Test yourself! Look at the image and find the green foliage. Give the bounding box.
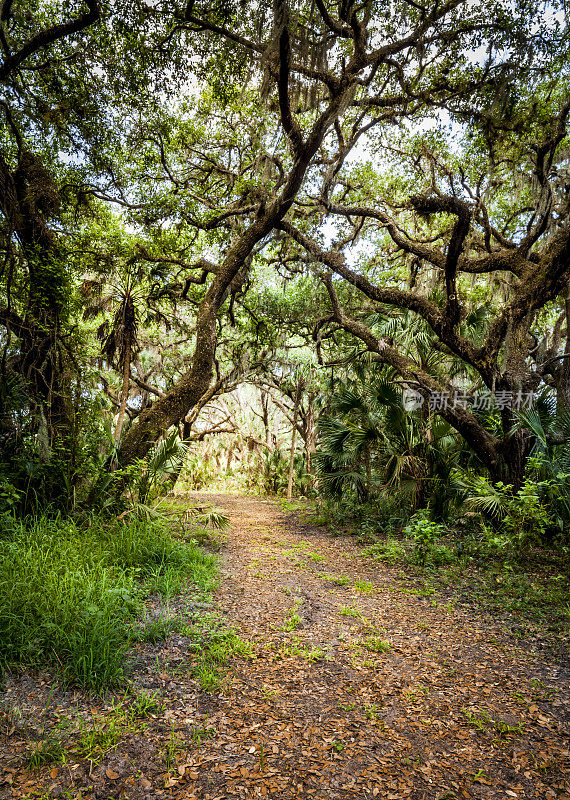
[361,636,391,653]
[136,430,189,506]
[463,708,524,737]
[0,375,86,514]
[315,493,412,538]
[0,515,215,687]
[315,365,467,517]
[191,507,231,531]
[24,690,165,770]
[1,0,569,580]
[514,399,570,532]
[404,514,447,567]
[177,453,218,491]
[361,537,408,565]
[283,599,303,631]
[339,605,362,618]
[187,615,252,692]
[461,476,555,552]
[128,690,162,718]
[502,482,554,546]
[261,449,308,496]
[25,736,67,769]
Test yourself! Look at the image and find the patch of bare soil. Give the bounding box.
[1,493,569,800]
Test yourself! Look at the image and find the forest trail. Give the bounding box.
[182,493,570,799]
[2,493,570,800]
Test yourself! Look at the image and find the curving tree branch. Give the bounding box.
[0,0,99,80]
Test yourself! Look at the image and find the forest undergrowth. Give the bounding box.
[1,493,569,800]
[0,512,219,689]
[280,496,570,651]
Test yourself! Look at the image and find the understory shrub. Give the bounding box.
[404,513,448,566]
[315,492,412,535]
[461,476,556,552]
[0,515,215,688]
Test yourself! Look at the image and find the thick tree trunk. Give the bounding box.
[0,151,73,452]
[117,67,360,467]
[118,216,284,466]
[287,378,303,500]
[556,294,570,409]
[494,426,534,489]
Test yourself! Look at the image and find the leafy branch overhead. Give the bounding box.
[1,0,570,499]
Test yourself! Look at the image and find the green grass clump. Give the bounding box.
[134,617,184,643]
[283,599,303,631]
[339,604,361,618]
[361,537,408,564]
[323,573,351,586]
[0,515,216,688]
[25,736,66,769]
[354,580,375,593]
[24,691,164,769]
[361,635,391,653]
[186,615,252,692]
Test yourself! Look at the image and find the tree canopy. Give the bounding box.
[1,0,570,506]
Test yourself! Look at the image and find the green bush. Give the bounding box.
[404,513,447,566]
[0,515,215,688]
[315,492,411,534]
[261,449,307,496]
[462,476,555,552]
[177,452,217,491]
[361,537,408,564]
[429,544,456,566]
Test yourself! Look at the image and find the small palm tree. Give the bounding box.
[100,289,139,443]
[316,365,467,515]
[315,374,389,502]
[82,270,142,443]
[513,392,570,529]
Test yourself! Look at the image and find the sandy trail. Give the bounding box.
[1,492,569,800]
[184,492,570,800]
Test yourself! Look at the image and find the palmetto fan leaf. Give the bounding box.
[461,304,493,346]
[137,430,189,505]
[384,451,426,486]
[147,429,189,479]
[318,417,352,455]
[515,392,569,460]
[516,407,549,451]
[319,467,367,498]
[369,379,401,410]
[451,472,507,518]
[330,388,369,417]
[463,489,505,518]
[83,298,109,321]
[316,361,469,514]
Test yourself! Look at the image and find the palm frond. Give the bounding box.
[147,429,188,479]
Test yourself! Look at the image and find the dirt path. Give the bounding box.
[1,493,569,800]
[185,493,570,800]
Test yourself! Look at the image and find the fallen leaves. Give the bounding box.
[2,495,570,800]
[105,767,119,780]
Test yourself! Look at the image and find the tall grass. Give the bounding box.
[0,515,216,688]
